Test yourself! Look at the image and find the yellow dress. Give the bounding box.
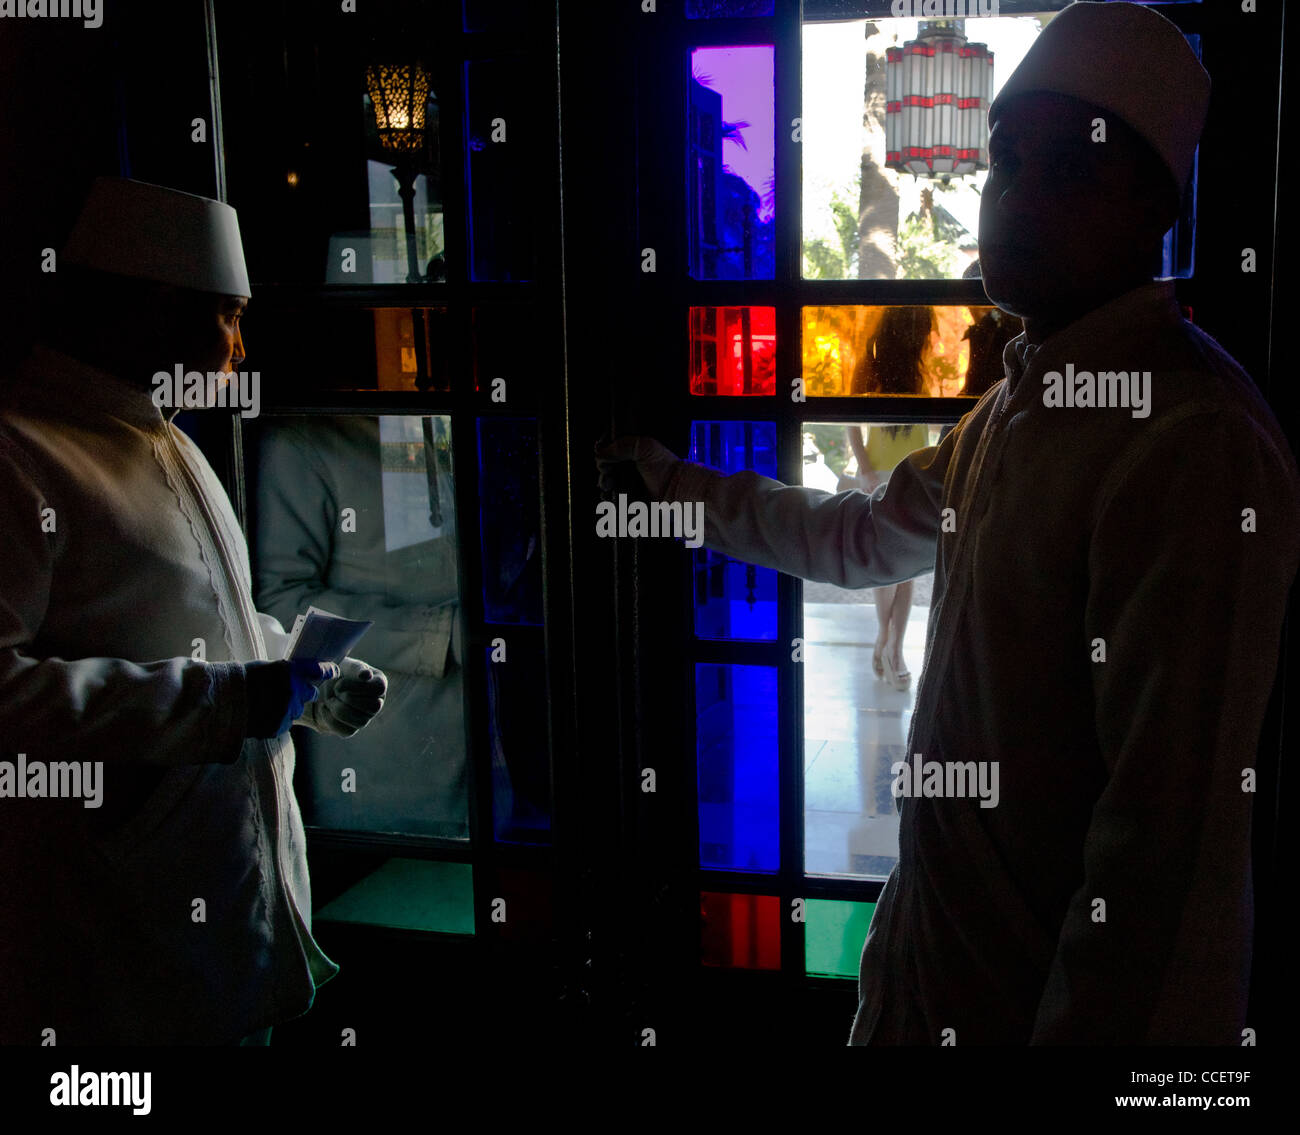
[863,422,930,476]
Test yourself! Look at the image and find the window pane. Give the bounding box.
[322,158,444,285]
[248,415,469,841]
[689,45,775,280]
[801,11,1198,279]
[801,420,949,879]
[689,421,778,641]
[697,663,779,872]
[700,892,781,969]
[802,303,1020,398]
[462,0,532,32]
[218,9,447,288]
[804,897,875,980]
[473,306,541,396]
[315,859,475,934]
[240,305,452,395]
[1162,34,1201,280]
[465,58,538,281]
[477,417,544,625]
[687,0,774,16]
[486,636,552,844]
[356,64,444,284]
[690,306,777,395]
[490,868,554,944]
[801,13,1015,280]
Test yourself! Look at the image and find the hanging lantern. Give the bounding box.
[885,21,993,181]
[365,61,433,153]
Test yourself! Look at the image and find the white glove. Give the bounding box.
[295,656,388,737]
[593,435,681,498]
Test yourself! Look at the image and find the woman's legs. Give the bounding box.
[887,581,913,679]
[875,580,913,689]
[872,584,896,677]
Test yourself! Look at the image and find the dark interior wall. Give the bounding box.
[0,0,216,378]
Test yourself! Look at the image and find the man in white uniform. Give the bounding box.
[0,177,388,1044]
[597,2,1300,1043]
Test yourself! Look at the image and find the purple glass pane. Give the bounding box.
[688,45,775,280]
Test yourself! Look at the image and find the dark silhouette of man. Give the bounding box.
[596,2,1300,1043]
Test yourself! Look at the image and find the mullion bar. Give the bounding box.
[679,19,779,47]
[657,279,993,304]
[692,641,787,667]
[438,21,471,293]
[803,0,1205,20]
[247,284,536,306]
[254,397,554,415]
[700,866,885,900]
[677,395,978,419]
[774,0,805,987]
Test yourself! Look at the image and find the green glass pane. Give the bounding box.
[314,858,475,934]
[804,897,876,979]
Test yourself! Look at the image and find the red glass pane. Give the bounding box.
[490,868,554,944]
[699,891,780,969]
[690,306,776,396]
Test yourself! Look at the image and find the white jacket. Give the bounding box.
[0,344,338,1045]
[661,281,1300,1043]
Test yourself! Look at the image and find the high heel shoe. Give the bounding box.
[872,637,885,678]
[881,652,911,692]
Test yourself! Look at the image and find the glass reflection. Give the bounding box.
[802,303,1022,397]
[249,414,468,841]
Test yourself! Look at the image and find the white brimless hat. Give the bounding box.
[61,176,251,297]
[988,1,1210,196]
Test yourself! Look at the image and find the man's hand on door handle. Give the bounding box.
[593,435,681,498]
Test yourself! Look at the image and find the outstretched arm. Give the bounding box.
[658,425,957,589]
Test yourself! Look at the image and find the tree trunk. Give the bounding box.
[857,22,899,281]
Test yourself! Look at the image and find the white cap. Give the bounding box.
[61,176,251,297]
[988,1,1210,196]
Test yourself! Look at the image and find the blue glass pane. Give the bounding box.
[687,0,774,15]
[697,663,779,872]
[463,0,532,32]
[690,421,778,640]
[465,60,536,281]
[477,417,543,624]
[690,420,777,475]
[486,639,551,844]
[1162,34,1200,280]
[688,45,775,280]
